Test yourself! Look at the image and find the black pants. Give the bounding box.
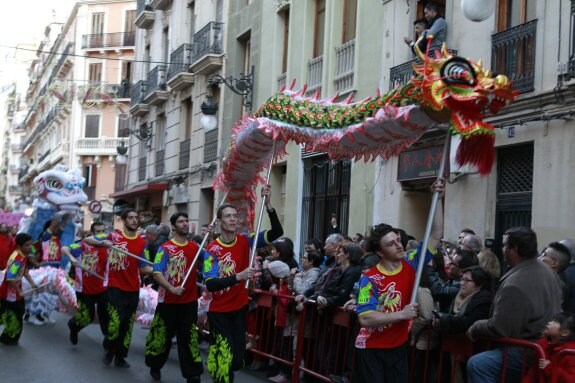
[207,306,248,383]
[69,291,109,340]
[105,288,139,359]
[0,299,25,344]
[353,344,409,383]
[145,302,203,379]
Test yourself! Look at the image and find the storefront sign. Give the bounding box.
[397,144,445,182]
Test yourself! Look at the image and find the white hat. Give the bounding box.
[268,261,290,279]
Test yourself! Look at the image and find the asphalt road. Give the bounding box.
[0,312,269,383]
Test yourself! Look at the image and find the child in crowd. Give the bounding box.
[524,312,575,383]
[0,233,38,345]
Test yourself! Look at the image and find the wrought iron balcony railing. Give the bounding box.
[85,82,131,100]
[167,44,193,80]
[389,49,458,90]
[203,129,218,163]
[137,0,153,16]
[145,65,166,97]
[491,19,537,94]
[81,32,136,49]
[191,22,224,64]
[131,80,146,105]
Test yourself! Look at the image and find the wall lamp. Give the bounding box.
[200,65,255,130]
[116,123,153,165]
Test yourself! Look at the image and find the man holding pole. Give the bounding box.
[206,184,283,383]
[145,212,250,382]
[62,221,108,347]
[85,208,153,368]
[0,233,37,345]
[353,179,445,383]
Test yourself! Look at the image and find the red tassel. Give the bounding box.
[456,133,495,175]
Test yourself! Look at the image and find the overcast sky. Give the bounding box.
[0,0,76,91]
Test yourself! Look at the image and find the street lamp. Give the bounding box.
[115,123,153,163]
[200,66,255,129]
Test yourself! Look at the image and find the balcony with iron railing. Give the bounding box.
[334,39,355,93]
[75,137,129,156]
[389,49,458,90]
[491,19,537,94]
[190,22,224,74]
[37,148,52,170]
[84,82,131,100]
[143,65,168,105]
[130,80,149,116]
[49,42,74,81]
[167,44,194,91]
[150,0,172,11]
[23,104,60,149]
[179,140,190,170]
[81,32,136,50]
[139,156,147,181]
[203,129,218,163]
[135,0,155,29]
[306,56,323,97]
[155,149,165,176]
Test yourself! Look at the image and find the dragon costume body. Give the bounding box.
[214,46,518,229]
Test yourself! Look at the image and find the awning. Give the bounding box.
[110,182,169,198]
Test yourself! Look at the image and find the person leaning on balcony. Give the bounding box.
[423,2,447,57]
[466,227,563,383]
[404,18,429,56]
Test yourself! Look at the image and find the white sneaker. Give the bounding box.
[28,315,45,326]
[42,313,56,324]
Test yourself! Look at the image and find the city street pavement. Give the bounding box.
[0,312,269,383]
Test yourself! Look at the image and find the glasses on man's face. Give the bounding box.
[302,256,308,260]
[460,277,474,284]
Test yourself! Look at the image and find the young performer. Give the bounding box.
[145,212,240,382]
[206,185,283,383]
[85,208,152,368]
[0,233,37,345]
[62,221,108,346]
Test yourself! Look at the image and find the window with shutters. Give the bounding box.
[91,13,104,34]
[85,115,100,138]
[342,0,357,43]
[118,117,130,137]
[84,164,97,201]
[313,0,326,58]
[88,63,102,83]
[124,10,136,32]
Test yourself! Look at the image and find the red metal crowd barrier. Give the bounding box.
[243,289,575,383]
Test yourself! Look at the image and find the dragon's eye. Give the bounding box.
[440,57,477,86]
[46,178,63,190]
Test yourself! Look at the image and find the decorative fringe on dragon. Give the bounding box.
[214,45,518,229]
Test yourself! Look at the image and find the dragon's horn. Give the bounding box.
[344,92,354,104]
[329,92,340,103]
[279,84,286,92]
[376,88,381,97]
[314,89,321,100]
[358,96,371,104]
[413,37,426,61]
[300,84,308,97]
[441,43,450,58]
[289,79,296,90]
